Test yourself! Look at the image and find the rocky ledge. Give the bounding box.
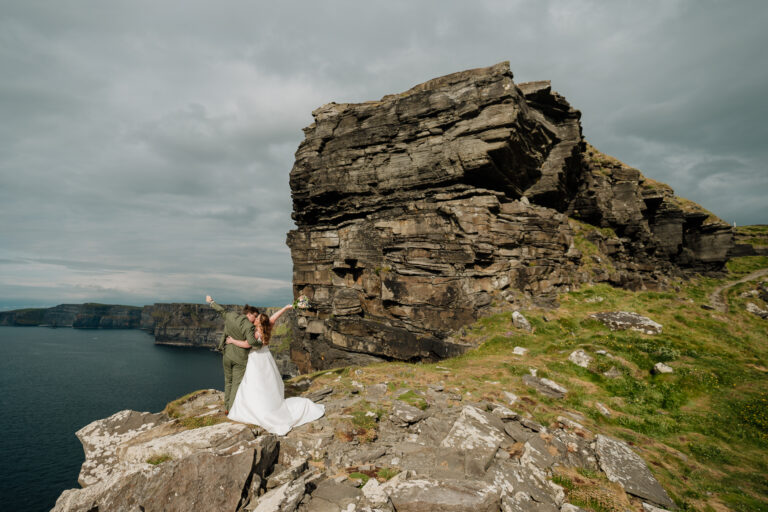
[287,61,733,372]
[53,386,676,512]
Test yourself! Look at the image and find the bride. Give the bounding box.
[224,309,324,435]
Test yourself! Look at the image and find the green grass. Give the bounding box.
[304,251,768,510]
[146,454,172,465]
[348,471,370,484]
[397,390,428,410]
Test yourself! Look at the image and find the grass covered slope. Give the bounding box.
[299,250,768,511]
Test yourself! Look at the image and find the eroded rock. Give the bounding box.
[287,62,730,372]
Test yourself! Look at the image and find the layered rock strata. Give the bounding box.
[287,61,733,372]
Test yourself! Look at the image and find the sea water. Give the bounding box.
[0,326,223,511]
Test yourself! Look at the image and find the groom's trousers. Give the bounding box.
[222,353,247,411]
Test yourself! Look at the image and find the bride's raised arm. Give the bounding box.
[269,304,293,327]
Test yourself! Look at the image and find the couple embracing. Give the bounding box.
[205,295,324,435]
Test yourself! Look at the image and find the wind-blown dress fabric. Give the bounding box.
[227,346,324,435]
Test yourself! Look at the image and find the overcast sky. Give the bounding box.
[1,0,766,310]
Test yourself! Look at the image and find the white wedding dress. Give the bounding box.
[227,346,324,435]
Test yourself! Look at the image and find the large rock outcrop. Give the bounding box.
[53,385,676,512]
[287,61,733,372]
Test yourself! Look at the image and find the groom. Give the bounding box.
[205,295,263,413]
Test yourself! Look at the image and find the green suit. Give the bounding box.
[209,301,261,410]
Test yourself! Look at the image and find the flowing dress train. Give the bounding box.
[227,346,324,435]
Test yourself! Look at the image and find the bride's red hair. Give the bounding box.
[256,313,272,344]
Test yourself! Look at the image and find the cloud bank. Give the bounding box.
[1,0,765,309]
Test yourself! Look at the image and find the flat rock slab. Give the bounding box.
[388,478,500,512]
[119,421,255,464]
[568,349,593,368]
[523,374,568,398]
[595,434,675,509]
[436,405,507,478]
[391,400,429,426]
[591,311,662,335]
[308,478,362,510]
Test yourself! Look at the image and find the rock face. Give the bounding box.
[53,390,280,512]
[287,61,731,372]
[54,385,675,512]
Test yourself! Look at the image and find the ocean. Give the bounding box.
[0,326,224,511]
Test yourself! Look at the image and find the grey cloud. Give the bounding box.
[1,0,766,308]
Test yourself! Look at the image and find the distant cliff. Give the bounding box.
[0,302,299,379]
[0,303,141,328]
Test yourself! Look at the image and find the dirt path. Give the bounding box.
[708,268,768,313]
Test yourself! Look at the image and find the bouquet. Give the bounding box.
[293,295,311,310]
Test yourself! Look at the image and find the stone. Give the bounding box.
[491,404,519,420]
[390,400,429,426]
[308,478,362,510]
[523,374,568,398]
[602,366,623,379]
[642,502,672,512]
[652,362,674,374]
[568,349,593,369]
[503,390,520,405]
[387,478,500,512]
[512,311,533,332]
[591,311,663,335]
[746,302,768,319]
[512,346,529,356]
[305,387,334,402]
[252,477,307,512]
[561,504,589,512]
[435,406,507,478]
[286,61,731,372]
[595,434,675,509]
[595,402,612,418]
[75,409,170,487]
[266,459,309,490]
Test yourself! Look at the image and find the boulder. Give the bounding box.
[523,374,568,398]
[568,349,593,369]
[390,400,429,426]
[512,311,533,332]
[652,362,674,374]
[435,406,507,478]
[746,302,768,319]
[591,311,663,335]
[594,434,675,509]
